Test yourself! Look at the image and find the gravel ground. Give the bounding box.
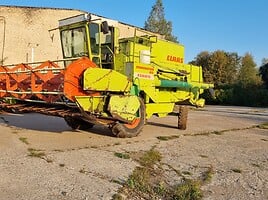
[0,105,267,200]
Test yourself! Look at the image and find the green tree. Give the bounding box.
[144,0,178,42]
[238,53,261,86]
[259,58,268,88]
[190,50,240,86]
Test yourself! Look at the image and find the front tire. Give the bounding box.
[64,116,94,130]
[111,98,145,138]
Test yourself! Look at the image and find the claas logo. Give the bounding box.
[167,55,183,63]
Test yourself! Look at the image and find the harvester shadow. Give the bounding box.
[81,125,113,137]
[0,113,113,137]
[147,121,177,129]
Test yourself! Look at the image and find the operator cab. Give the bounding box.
[59,13,117,69]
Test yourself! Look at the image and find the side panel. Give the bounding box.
[151,39,185,66]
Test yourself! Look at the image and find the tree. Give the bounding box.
[259,58,268,88]
[190,50,240,86]
[144,0,178,42]
[238,53,261,86]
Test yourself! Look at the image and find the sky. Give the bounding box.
[1,0,268,66]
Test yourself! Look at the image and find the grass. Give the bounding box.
[257,122,268,129]
[53,149,64,152]
[251,163,261,168]
[111,194,124,200]
[200,165,214,183]
[138,149,162,167]
[112,148,204,200]
[231,168,242,173]
[45,158,53,163]
[199,154,209,158]
[19,137,29,145]
[114,152,130,159]
[189,126,257,137]
[27,148,46,158]
[182,171,192,176]
[172,179,203,200]
[79,168,86,173]
[156,135,180,141]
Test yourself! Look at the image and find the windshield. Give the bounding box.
[61,27,88,58]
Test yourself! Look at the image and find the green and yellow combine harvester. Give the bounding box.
[0,13,213,137]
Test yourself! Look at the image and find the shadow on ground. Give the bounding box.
[0,113,113,137]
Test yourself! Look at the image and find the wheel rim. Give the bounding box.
[124,118,141,129]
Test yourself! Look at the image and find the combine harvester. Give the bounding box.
[0,13,213,137]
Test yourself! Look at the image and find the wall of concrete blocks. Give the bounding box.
[0,6,162,66]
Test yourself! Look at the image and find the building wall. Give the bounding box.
[0,6,84,65]
[0,6,163,65]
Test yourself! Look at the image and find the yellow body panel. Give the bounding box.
[83,68,131,92]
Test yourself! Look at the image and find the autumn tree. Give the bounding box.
[238,53,261,86]
[190,50,240,86]
[191,51,268,106]
[144,0,178,42]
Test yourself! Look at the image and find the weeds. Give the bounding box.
[19,137,29,145]
[172,179,203,200]
[157,135,180,141]
[111,193,124,200]
[257,122,268,129]
[138,149,161,167]
[27,148,45,158]
[114,152,130,159]
[231,168,242,173]
[251,163,261,168]
[200,165,214,183]
[127,167,151,193]
[112,148,204,200]
[182,171,192,176]
[79,168,86,174]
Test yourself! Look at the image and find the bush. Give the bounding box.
[202,84,268,107]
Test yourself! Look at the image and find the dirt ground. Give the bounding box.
[0,105,267,200]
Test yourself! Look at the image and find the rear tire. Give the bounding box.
[64,116,94,130]
[177,106,188,130]
[111,98,145,138]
